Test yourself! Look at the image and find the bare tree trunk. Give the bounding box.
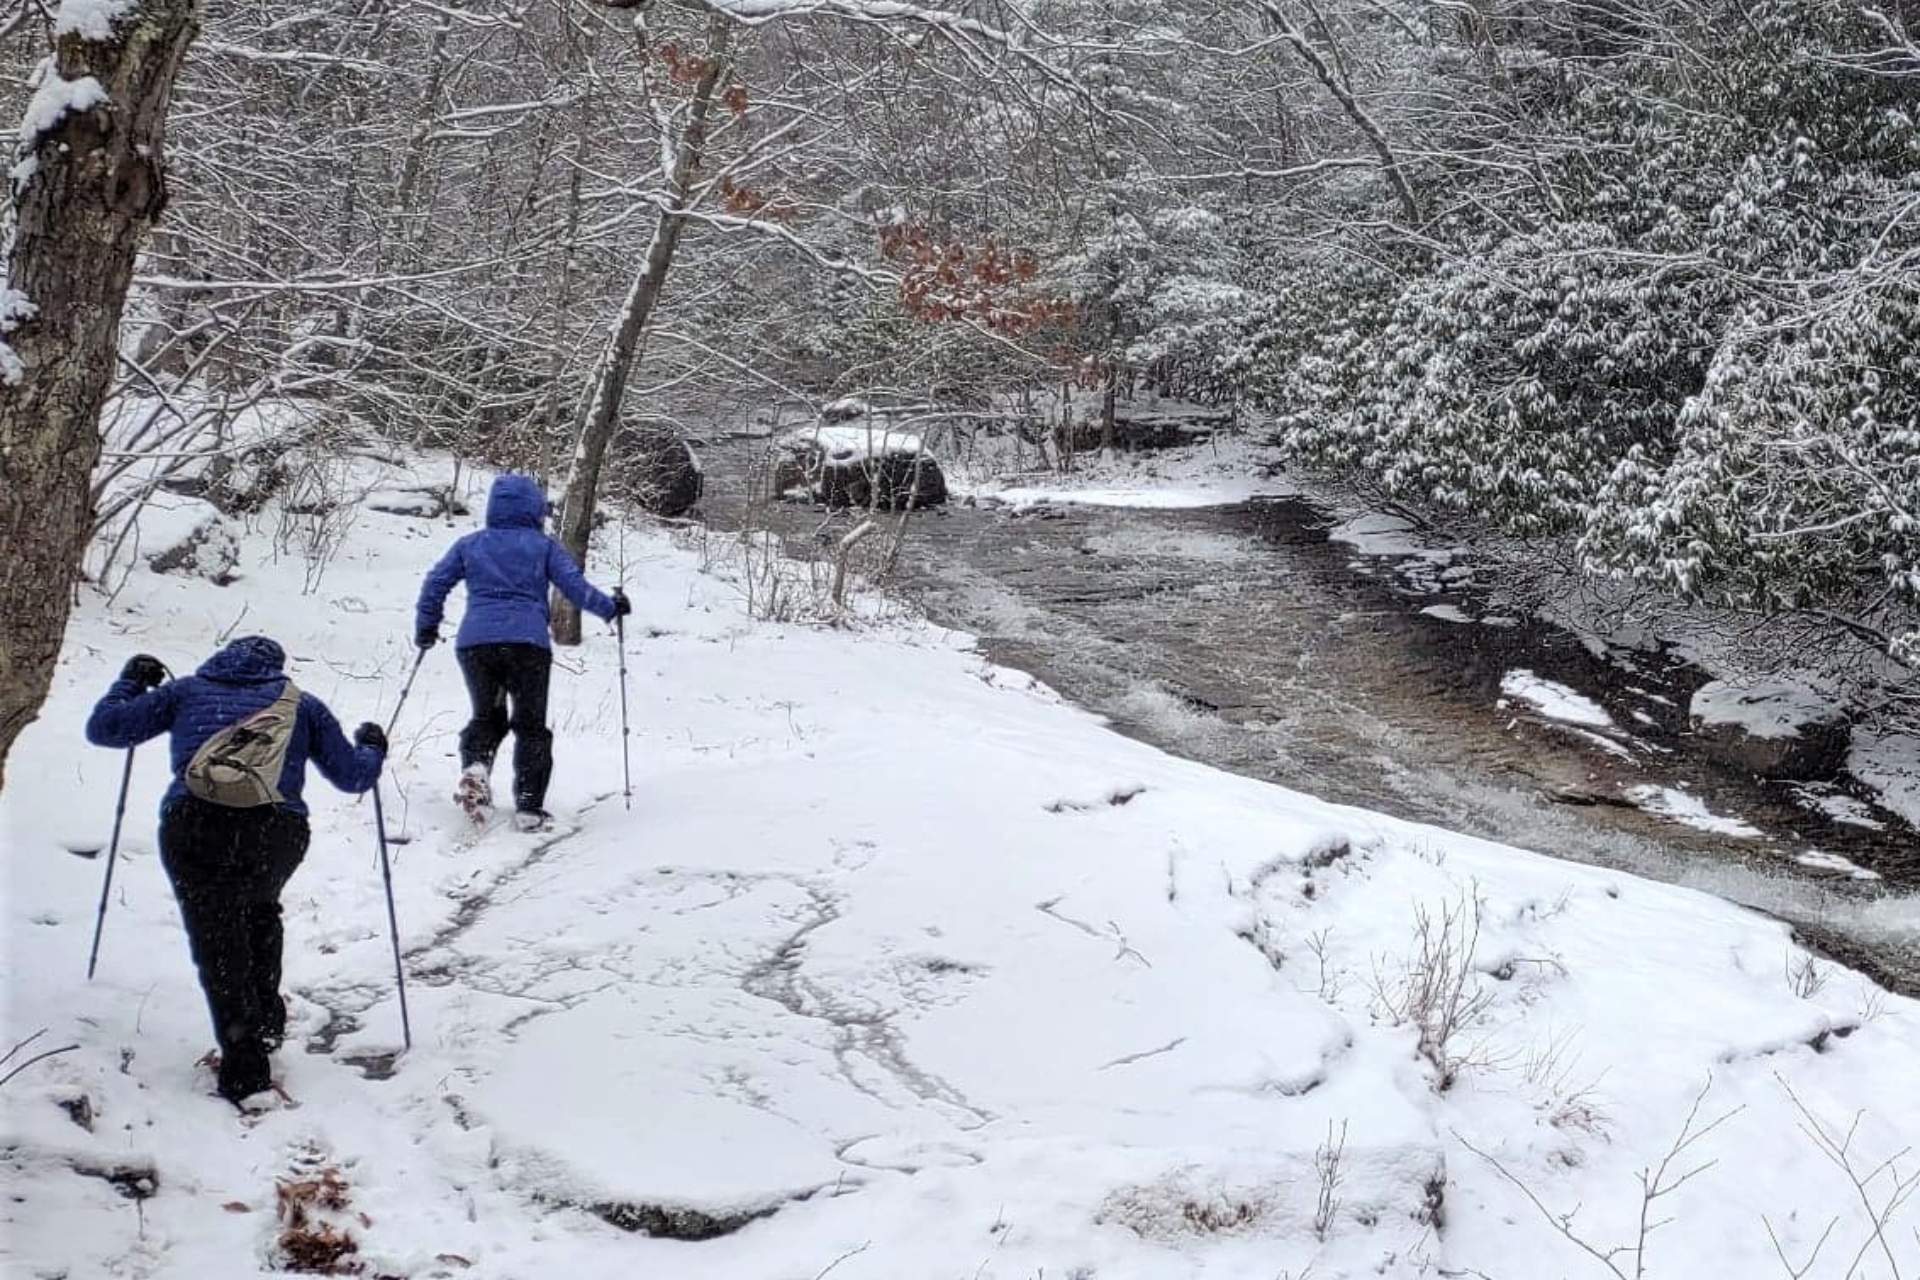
[1101,368,1118,452]
[0,0,201,790]
[550,15,730,644]
[542,104,590,465]
[385,19,449,272]
[1097,0,1121,455]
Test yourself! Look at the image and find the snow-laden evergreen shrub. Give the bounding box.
[1243,0,1920,660]
[1282,214,1728,533]
[1581,286,1920,657]
[1120,207,1246,396]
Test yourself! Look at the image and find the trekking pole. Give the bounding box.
[384,646,429,738]
[359,647,428,812]
[85,747,137,981]
[614,517,632,812]
[371,783,413,1051]
[615,612,632,811]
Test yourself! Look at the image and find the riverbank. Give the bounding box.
[946,426,1920,848]
[705,424,1920,994]
[7,450,1920,1277]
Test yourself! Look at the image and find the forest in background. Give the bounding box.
[5,0,1920,685]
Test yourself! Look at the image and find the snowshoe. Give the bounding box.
[454,764,493,825]
[511,809,553,834]
[198,1050,293,1113]
[229,1083,298,1115]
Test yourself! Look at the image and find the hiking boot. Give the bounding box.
[215,1046,272,1105]
[454,764,493,823]
[511,809,552,834]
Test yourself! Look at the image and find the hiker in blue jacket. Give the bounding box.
[85,635,387,1105]
[415,473,629,832]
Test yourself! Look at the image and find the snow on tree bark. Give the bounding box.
[0,0,200,789]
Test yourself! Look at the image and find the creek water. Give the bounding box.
[698,437,1920,993]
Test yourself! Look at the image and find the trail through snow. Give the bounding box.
[4,455,1919,1278]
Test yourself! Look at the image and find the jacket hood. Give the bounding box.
[486,475,547,530]
[197,635,287,684]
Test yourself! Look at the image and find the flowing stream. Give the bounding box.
[698,437,1920,993]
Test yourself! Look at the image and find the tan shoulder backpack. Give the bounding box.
[183,680,302,807]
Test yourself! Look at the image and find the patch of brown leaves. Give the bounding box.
[275,1165,363,1275]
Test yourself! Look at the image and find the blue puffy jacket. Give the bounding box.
[415,474,617,651]
[85,636,384,818]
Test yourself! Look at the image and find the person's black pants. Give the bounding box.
[456,642,554,811]
[158,795,309,1101]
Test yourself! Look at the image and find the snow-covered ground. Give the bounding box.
[6,455,1920,1278]
[955,428,1297,511]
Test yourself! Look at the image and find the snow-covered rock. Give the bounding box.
[1689,679,1851,779]
[773,424,947,510]
[611,424,703,518]
[1624,784,1764,839]
[1849,723,1920,828]
[1499,669,1613,729]
[365,484,467,519]
[141,498,239,584]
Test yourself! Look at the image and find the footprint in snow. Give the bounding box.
[1045,785,1147,814]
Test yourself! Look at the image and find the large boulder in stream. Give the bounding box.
[610,424,704,518]
[773,424,947,510]
[1689,679,1852,780]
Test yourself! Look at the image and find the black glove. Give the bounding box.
[611,588,633,619]
[121,654,167,690]
[354,722,389,754]
[416,627,438,650]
